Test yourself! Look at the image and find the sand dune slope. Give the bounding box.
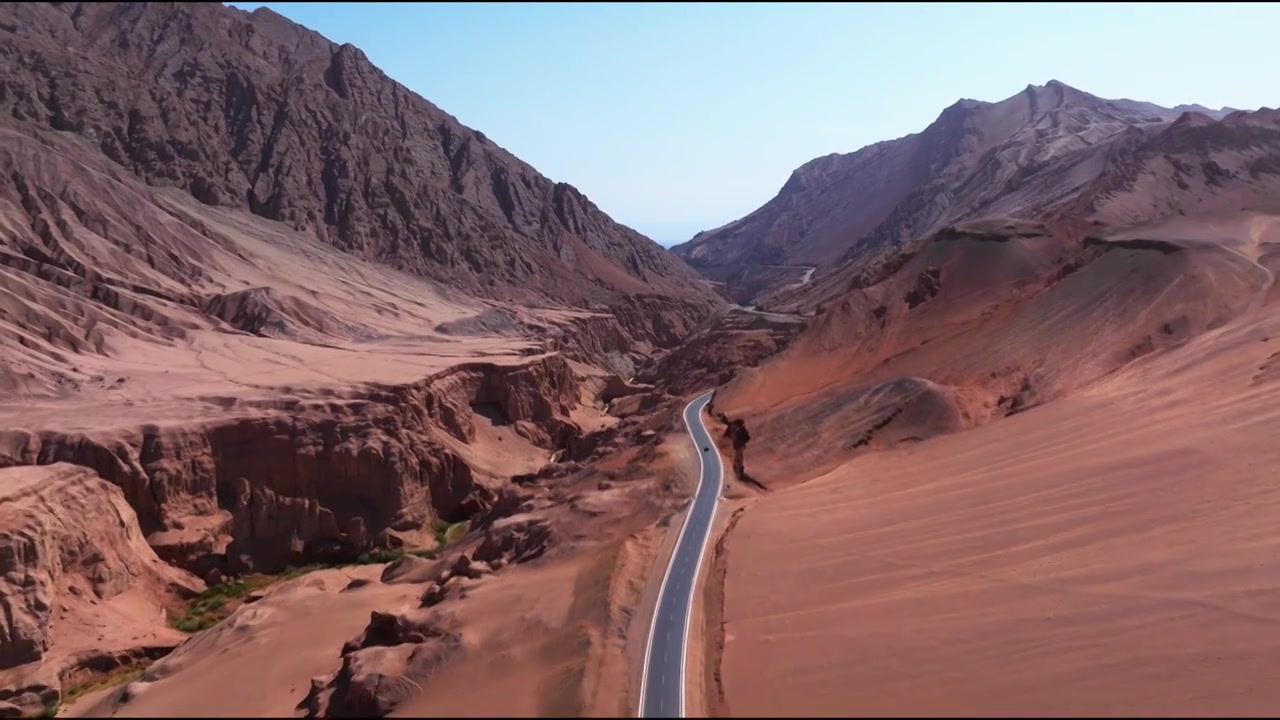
[716,302,1280,716]
[715,216,1272,490]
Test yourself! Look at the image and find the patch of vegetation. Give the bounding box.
[35,657,150,718]
[59,661,152,709]
[431,519,470,548]
[353,547,438,565]
[168,567,318,634]
[169,548,443,635]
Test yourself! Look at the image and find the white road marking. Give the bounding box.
[638,391,723,718]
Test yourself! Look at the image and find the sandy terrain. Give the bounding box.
[72,566,414,718]
[712,218,1280,714]
[0,75,709,720]
[70,555,611,718]
[0,5,724,719]
[8,5,1274,719]
[37,416,700,719]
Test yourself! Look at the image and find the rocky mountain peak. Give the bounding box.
[673,78,1277,305]
[0,1,721,346]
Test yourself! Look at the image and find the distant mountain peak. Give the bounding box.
[1021,79,1104,107]
[1171,110,1218,128]
[673,78,1277,306]
[947,97,988,112]
[1024,79,1081,93]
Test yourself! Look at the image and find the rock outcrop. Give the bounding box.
[413,517,552,610]
[472,517,553,567]
[2,355,586,576]
[636,307,806,396]
[379,555,444,587]
[301,610,461,718]
[0,464,199,714]
[715,415,762,490]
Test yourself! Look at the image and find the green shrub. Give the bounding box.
[443,521,470,547]
[431,519,470,548]
[169,551,438,636]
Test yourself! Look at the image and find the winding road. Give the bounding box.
[638,390,724,718]
[765,264,817,288]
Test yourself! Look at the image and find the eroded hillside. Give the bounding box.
[0,3,728,717]
[0,2,721,345]
[674,81,1280,307]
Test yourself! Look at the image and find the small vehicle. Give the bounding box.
[703,446,710,452]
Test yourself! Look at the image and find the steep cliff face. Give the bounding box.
[635,308,806,397]
[0,2,720,342]
[1,355,585,577]
[0,463,199,712]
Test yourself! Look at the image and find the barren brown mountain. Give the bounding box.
[712,212,1278,489]
[692,93,1280,715]
[0,1,721,345]
[5,2,1280,718]
[672,80,1278,306]
[705,210,1280,713]
[0,2,721,717]
[691,89,1280,499]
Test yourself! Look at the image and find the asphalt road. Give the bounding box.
[638,390,724,718]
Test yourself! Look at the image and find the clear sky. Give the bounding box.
[227,2,1276,246]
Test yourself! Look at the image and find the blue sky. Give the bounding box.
[228,2,1276,246]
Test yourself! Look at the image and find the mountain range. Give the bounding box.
[1,1,721,349]
[3,2,1279,719]
[672,79,1279,306]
